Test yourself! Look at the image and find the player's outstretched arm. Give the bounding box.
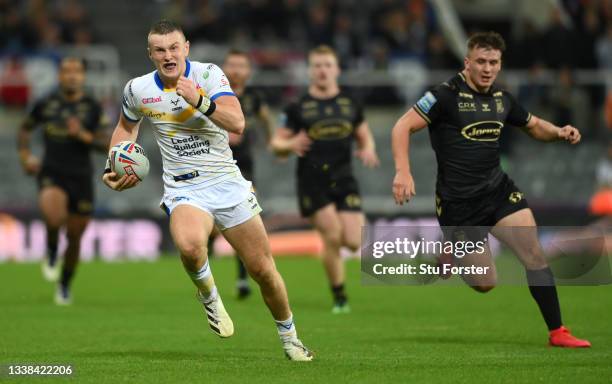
[258,104,275,147]
[521,115,581,144]
[354,121,380,168]
[102,113,141,191]
[270,127,311,158]
[16,120,40,175]
[391,108,427,205]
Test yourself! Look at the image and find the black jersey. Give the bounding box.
[230,88,266,174]
[413,73,531,201]
[24,90,104,176]
[283,90,364,178]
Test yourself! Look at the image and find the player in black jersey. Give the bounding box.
[17,57,108,305]
[272,45,379,313]
[223,49,274,299]
[391,32,590,347]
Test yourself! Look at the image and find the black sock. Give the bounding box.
[60,267,74,289]
[47,228,59,266]
[237,258,248,281]
[526,267,562,331]
[331,284,347,305]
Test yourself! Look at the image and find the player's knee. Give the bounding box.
[343,236,360,252]
[248,259,276,284]
[45,215,64,229]
[322,229,342,249]
[178,242,206,263]
[66,229,84,243]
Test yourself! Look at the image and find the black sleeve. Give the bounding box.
[412,86,449,125]
[282,102,301,133]
[23,99,45,130]
[86,100,103,133]
[505,92,532,127]
[254,90,266,114]
[354,98,365,126]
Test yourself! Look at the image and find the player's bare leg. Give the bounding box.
[39,186,68,282]
[170,205,234,338]
[223,215,313,361]
[338,211,364,252]
[455,244,497,293]
[493,208,590,347]
[55,214,90,305]
[311,204,348,312]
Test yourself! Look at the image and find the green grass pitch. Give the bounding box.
[1,256,611,383]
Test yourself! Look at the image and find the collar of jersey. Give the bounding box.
[457,71,496,96]
[154,60,191,92]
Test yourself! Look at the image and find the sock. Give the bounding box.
[526,267,563,331]
[331,284,347,305]
[188,260,218,302]
[60,267,74,289]
[237,257,248,281]
[275,314,297,342]
[47,228,59,266]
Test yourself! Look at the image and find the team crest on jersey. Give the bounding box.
[509,192,523,203]
[416,91,437,113]
[495,99,504,113]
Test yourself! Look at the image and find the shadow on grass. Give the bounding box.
[371,334,537,348]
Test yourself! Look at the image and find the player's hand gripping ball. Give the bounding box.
[109,141,150,181]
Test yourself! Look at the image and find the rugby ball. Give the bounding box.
[109,141,150,181]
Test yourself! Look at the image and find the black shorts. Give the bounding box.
[38,171,94,215]
[436,175,528,227]
[297,174,362,217]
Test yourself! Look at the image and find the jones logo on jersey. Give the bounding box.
[461,121,503,142]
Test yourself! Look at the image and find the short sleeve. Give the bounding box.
[200,64,235,101]
[280,103,301,133]
[413,88,445,125]
[505,92,532,127]
[121,80,142,122]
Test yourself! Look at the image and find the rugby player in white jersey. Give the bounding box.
[102,20,312,361]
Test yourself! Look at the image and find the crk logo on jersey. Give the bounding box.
[171,98,180,106]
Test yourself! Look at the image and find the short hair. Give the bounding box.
[148,20,184,38]
[60,56,86,71]
[308,45,339,62]
[224,48,251,63]
[467,31,506,54]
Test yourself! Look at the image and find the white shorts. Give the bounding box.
[160,176,262,230]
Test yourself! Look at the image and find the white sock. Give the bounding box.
[188,260,218,302]
[275,314,297,342]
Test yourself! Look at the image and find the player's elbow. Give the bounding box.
[232,115,245,135]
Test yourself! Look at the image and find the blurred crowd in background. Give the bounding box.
[1,0,612,216]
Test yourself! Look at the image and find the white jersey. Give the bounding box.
[122,60,242,192]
